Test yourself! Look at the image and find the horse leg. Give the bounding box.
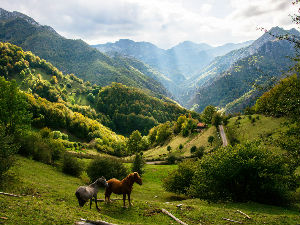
[105,192,111,203]
[90,198,92,209]
[94,195,100,211]
[128,193,132,207]
[123,193,126,208]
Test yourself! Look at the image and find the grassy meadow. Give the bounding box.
[142,126,222,161]
[0,156,299,225]
[226,114,289,151]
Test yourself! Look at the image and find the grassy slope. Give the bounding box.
[0,156,299,225]
[143,126,222,160]
[225,114,288,151]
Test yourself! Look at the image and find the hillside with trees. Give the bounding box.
[0,8,169,97]
[185,27,298,112]
[0,42,194,139]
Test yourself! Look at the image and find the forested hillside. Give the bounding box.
[0,42,192,137]
[96,83,191,135]
[185,27,298,112]
[0,8,169,97]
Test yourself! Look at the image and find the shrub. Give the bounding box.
[208,136,214,146]
[179,144,183,149]
[167,154,177,165]
[188,142,298,205]
[131,153,145,176]
[87,157,128,181]
[52,131,62,139]
[167,146,172,152]
[163,160,197,194]
[0,127,18,178]
[193,146,205,158]
[62,154,83,177]
[18,131,64,164]
[190,146,197,153]
[39,127,52,138]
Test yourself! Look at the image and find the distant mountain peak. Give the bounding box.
[0,8,39,26]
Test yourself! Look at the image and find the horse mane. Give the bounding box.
[121,173,135,184]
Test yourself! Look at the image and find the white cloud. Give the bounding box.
[0,0,297,48]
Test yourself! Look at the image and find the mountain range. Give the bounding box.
[95,27,298,112]
[93,39,253,81]
[0,8,170,98]
[0,8,298,114]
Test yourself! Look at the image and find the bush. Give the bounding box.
[0,127,18,178]
[167,154,177,164]
[193,146,205,158]
[163,160,197,194]
[132,153,145,176]
[87,157,128,181]
[52,131,62,139]
[179,144,183,149]
[190,146,197,153]
[167,146,172,152]
[188,142,298,205]
[62,154,83,177]
[18,131,64,164]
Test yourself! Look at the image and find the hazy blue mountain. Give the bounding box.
[207,40,254,57]
[94,39,187,83]
[93,39,252,81]
[0,8,170,97]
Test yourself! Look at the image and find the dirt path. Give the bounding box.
[145,161,166,165]
[219,125,228,146]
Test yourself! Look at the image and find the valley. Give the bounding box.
[0,4,300,225]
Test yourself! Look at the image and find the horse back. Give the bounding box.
[106,178,131,195]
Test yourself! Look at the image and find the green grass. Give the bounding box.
[0,156,299,224]
[226,115,289,151]
[143,126,222,160]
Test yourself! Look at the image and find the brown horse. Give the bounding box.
[105,172,142,207]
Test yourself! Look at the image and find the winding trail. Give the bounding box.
[219,125,228,147]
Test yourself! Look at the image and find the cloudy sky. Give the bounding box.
[1,0,298,49]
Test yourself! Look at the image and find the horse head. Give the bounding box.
[133,172,142,185]
[96,176,108,188]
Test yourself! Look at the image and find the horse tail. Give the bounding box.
[75,191,86,207]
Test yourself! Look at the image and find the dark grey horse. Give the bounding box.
[75,176,108,211]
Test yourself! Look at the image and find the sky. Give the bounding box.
[1,0,298,49]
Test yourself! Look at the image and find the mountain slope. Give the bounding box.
[0,42,192,137]
[94,39,252,82]
[187,32,297,112]
[0,8,169,97]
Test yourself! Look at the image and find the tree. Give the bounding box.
[208,136,214,146]
[0,126,18,178]
[211,112,222,128]
[127,130,142,153]
[132,152,145,176]
[0,77,31,135]
[0,78,30,178]
[202,105,217,124]
[167,145,172,152]
[188,142,298,205]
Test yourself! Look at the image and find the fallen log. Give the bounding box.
[0,192,21,197]
[236,210,251,219]
[162,208,188,225]
[75,218,118,225]
[222,217,243,224]
[96,198,123,202]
